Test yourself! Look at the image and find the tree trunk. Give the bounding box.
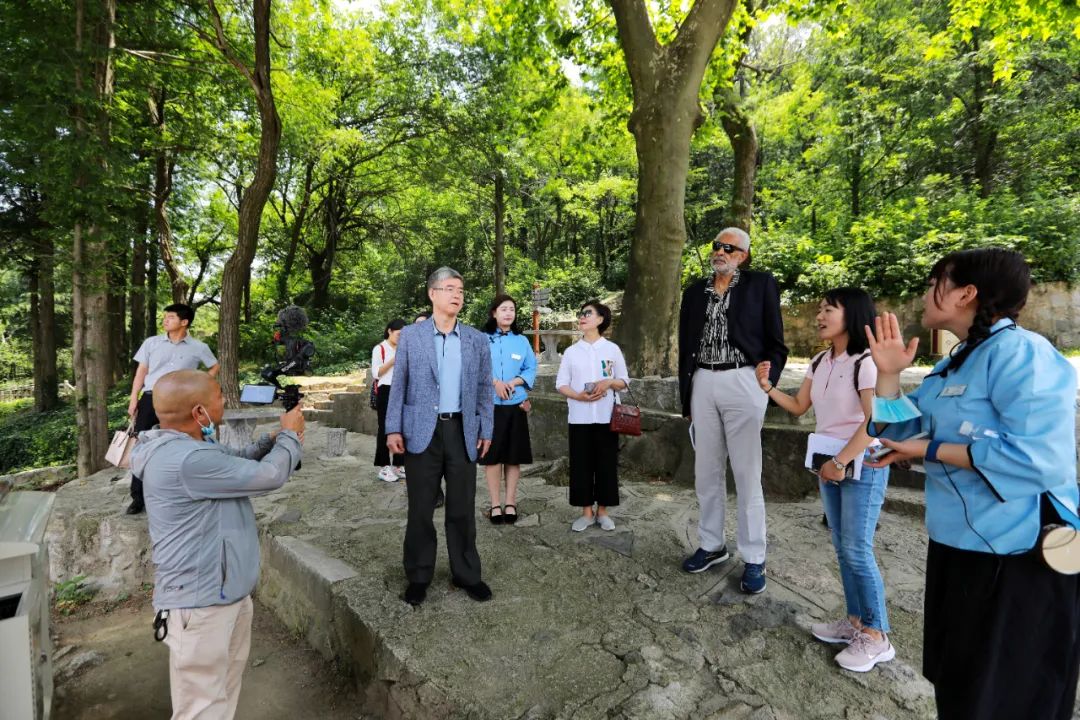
[970,34,996,199]
[150,87,188,304]
[30,233,59,412]
[146,233,158,336]
[107,240,128,383]
[214,0,281,407]
[72,0,116,477]
[718,89,757,232]
[276,159,314,305]
[310,189,339,310]
[849,143,862,218]
[493,170,506,296]
[129,190,149,353]
[609,0,738,376]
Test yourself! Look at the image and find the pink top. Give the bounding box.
[807,349,878,441]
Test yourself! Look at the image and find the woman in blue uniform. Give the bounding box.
[480,294,537,525]
[865,248,1080,720]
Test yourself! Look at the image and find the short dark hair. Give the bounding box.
[163,303,195,326]
[384,318,406,339]
[414,312,430,323]
[582,300,612,334]
[821,288,877,356]
[929,248,1031,374]
[483,294,521,334]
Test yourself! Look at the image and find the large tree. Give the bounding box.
[608,0,739,376]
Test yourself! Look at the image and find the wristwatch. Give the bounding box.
[829,457,846,473]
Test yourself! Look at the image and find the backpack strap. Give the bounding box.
[852,351,871,395]
[810,350,829,375]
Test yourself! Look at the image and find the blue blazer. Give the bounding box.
[385,318,494,462]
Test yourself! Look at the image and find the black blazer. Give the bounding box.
[677,270,789,416]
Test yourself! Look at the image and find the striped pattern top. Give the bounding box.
[697,270,747,365]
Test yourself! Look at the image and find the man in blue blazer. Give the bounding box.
[386,267,495,606]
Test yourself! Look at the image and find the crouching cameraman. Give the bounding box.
[129,369,304,720]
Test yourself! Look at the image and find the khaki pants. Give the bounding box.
[163,595,253,720]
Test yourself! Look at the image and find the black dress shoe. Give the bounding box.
[403,582,428,606]
[451,578,492,602]
[434,489,445,508]
[502,504,518,525]
[125,502,145,515]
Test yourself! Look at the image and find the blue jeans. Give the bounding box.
[819,455,890,632]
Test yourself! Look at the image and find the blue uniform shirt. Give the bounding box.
[434,322,462,413]
[872,319,1079,554]
[488,331,537,406]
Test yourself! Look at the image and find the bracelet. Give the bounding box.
[764,383,775,393]
[925,440,943,463]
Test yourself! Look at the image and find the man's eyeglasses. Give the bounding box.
[712,241,745,254]
[577,309,596,318]
[432,286,465,297]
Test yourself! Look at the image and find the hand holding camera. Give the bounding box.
[280,406,305,444]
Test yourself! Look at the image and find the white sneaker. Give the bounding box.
[835,631,895,672]
[811,617,858,644]
[394,466,407,479]
[597,514,615,531]
[571,515,596,532]
[377,466,398,483]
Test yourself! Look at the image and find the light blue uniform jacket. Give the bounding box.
[488,331,537,406]
[385,318,494,462]
[873,319,1079,554]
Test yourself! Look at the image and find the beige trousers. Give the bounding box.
[163,595,253,720]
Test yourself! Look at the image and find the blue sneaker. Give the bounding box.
[681,547,730,573]
[740,562,767,594]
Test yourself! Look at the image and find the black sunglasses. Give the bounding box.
[712,241,745,254]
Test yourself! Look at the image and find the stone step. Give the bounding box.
[302,409,332,423]
[313,400,336,410]
[884,485,926,519]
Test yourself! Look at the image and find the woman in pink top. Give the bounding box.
[756,288,894,673]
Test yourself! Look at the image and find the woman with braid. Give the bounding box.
[865,248,1080,720]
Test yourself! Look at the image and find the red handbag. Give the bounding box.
[609,386,641,436]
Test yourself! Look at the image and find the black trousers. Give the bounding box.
[373,385,403,467]
[568,423,619,507]
[924,539,1080,720]
[130,391,159,504]
[403,416,481,585]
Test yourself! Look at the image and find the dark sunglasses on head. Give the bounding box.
[712,241,745,254]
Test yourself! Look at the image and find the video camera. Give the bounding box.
[239,306,315,412]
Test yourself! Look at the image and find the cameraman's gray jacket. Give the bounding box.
[130,428,302,610]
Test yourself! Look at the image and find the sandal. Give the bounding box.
[488,506,504,525]
[503,504,518,525]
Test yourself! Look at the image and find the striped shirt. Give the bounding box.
[697,271,747,365]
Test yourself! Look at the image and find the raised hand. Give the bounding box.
[865,313,919,375]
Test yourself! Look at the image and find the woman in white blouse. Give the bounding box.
[372,319,406,482]
[555,301,630,531]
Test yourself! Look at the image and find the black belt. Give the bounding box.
[437,412,462,420]
[697,361,751,371]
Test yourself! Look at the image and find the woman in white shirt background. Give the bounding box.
[373,318,406,482]
[555,301,630,532]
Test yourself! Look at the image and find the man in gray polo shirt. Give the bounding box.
[127,303,219,514]
[130,369,303,719]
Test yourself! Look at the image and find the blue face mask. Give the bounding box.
[871,394,923,424]
[197,408,217,443]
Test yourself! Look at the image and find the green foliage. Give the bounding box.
[0,391,130,475]
[54,575,96,615]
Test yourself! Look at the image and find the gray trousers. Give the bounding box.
[690,367,769,564]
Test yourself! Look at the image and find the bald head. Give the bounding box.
[153,370,224,434]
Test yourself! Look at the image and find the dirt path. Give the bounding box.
[52,596,368,720]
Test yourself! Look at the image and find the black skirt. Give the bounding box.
[478,403,533,466]
[923,539,1080,720]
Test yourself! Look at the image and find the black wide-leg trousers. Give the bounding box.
[403,416,481,586]
[130,391,159,505]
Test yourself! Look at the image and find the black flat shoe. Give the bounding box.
[434,490,445,509]
[502,504,518,524]
[488,506,504,525]
[451,578,492,602]
[404,582,428,606]
[125,502,145,515]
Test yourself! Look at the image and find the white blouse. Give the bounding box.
[555,337,631,425]
[370,340,396,386]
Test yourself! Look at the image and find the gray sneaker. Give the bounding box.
[834,631,895,672]
[811,618,858,644]
[597,514,615,531]
[571,515,596,532]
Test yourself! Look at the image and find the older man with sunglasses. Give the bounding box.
[677,227,788,593]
